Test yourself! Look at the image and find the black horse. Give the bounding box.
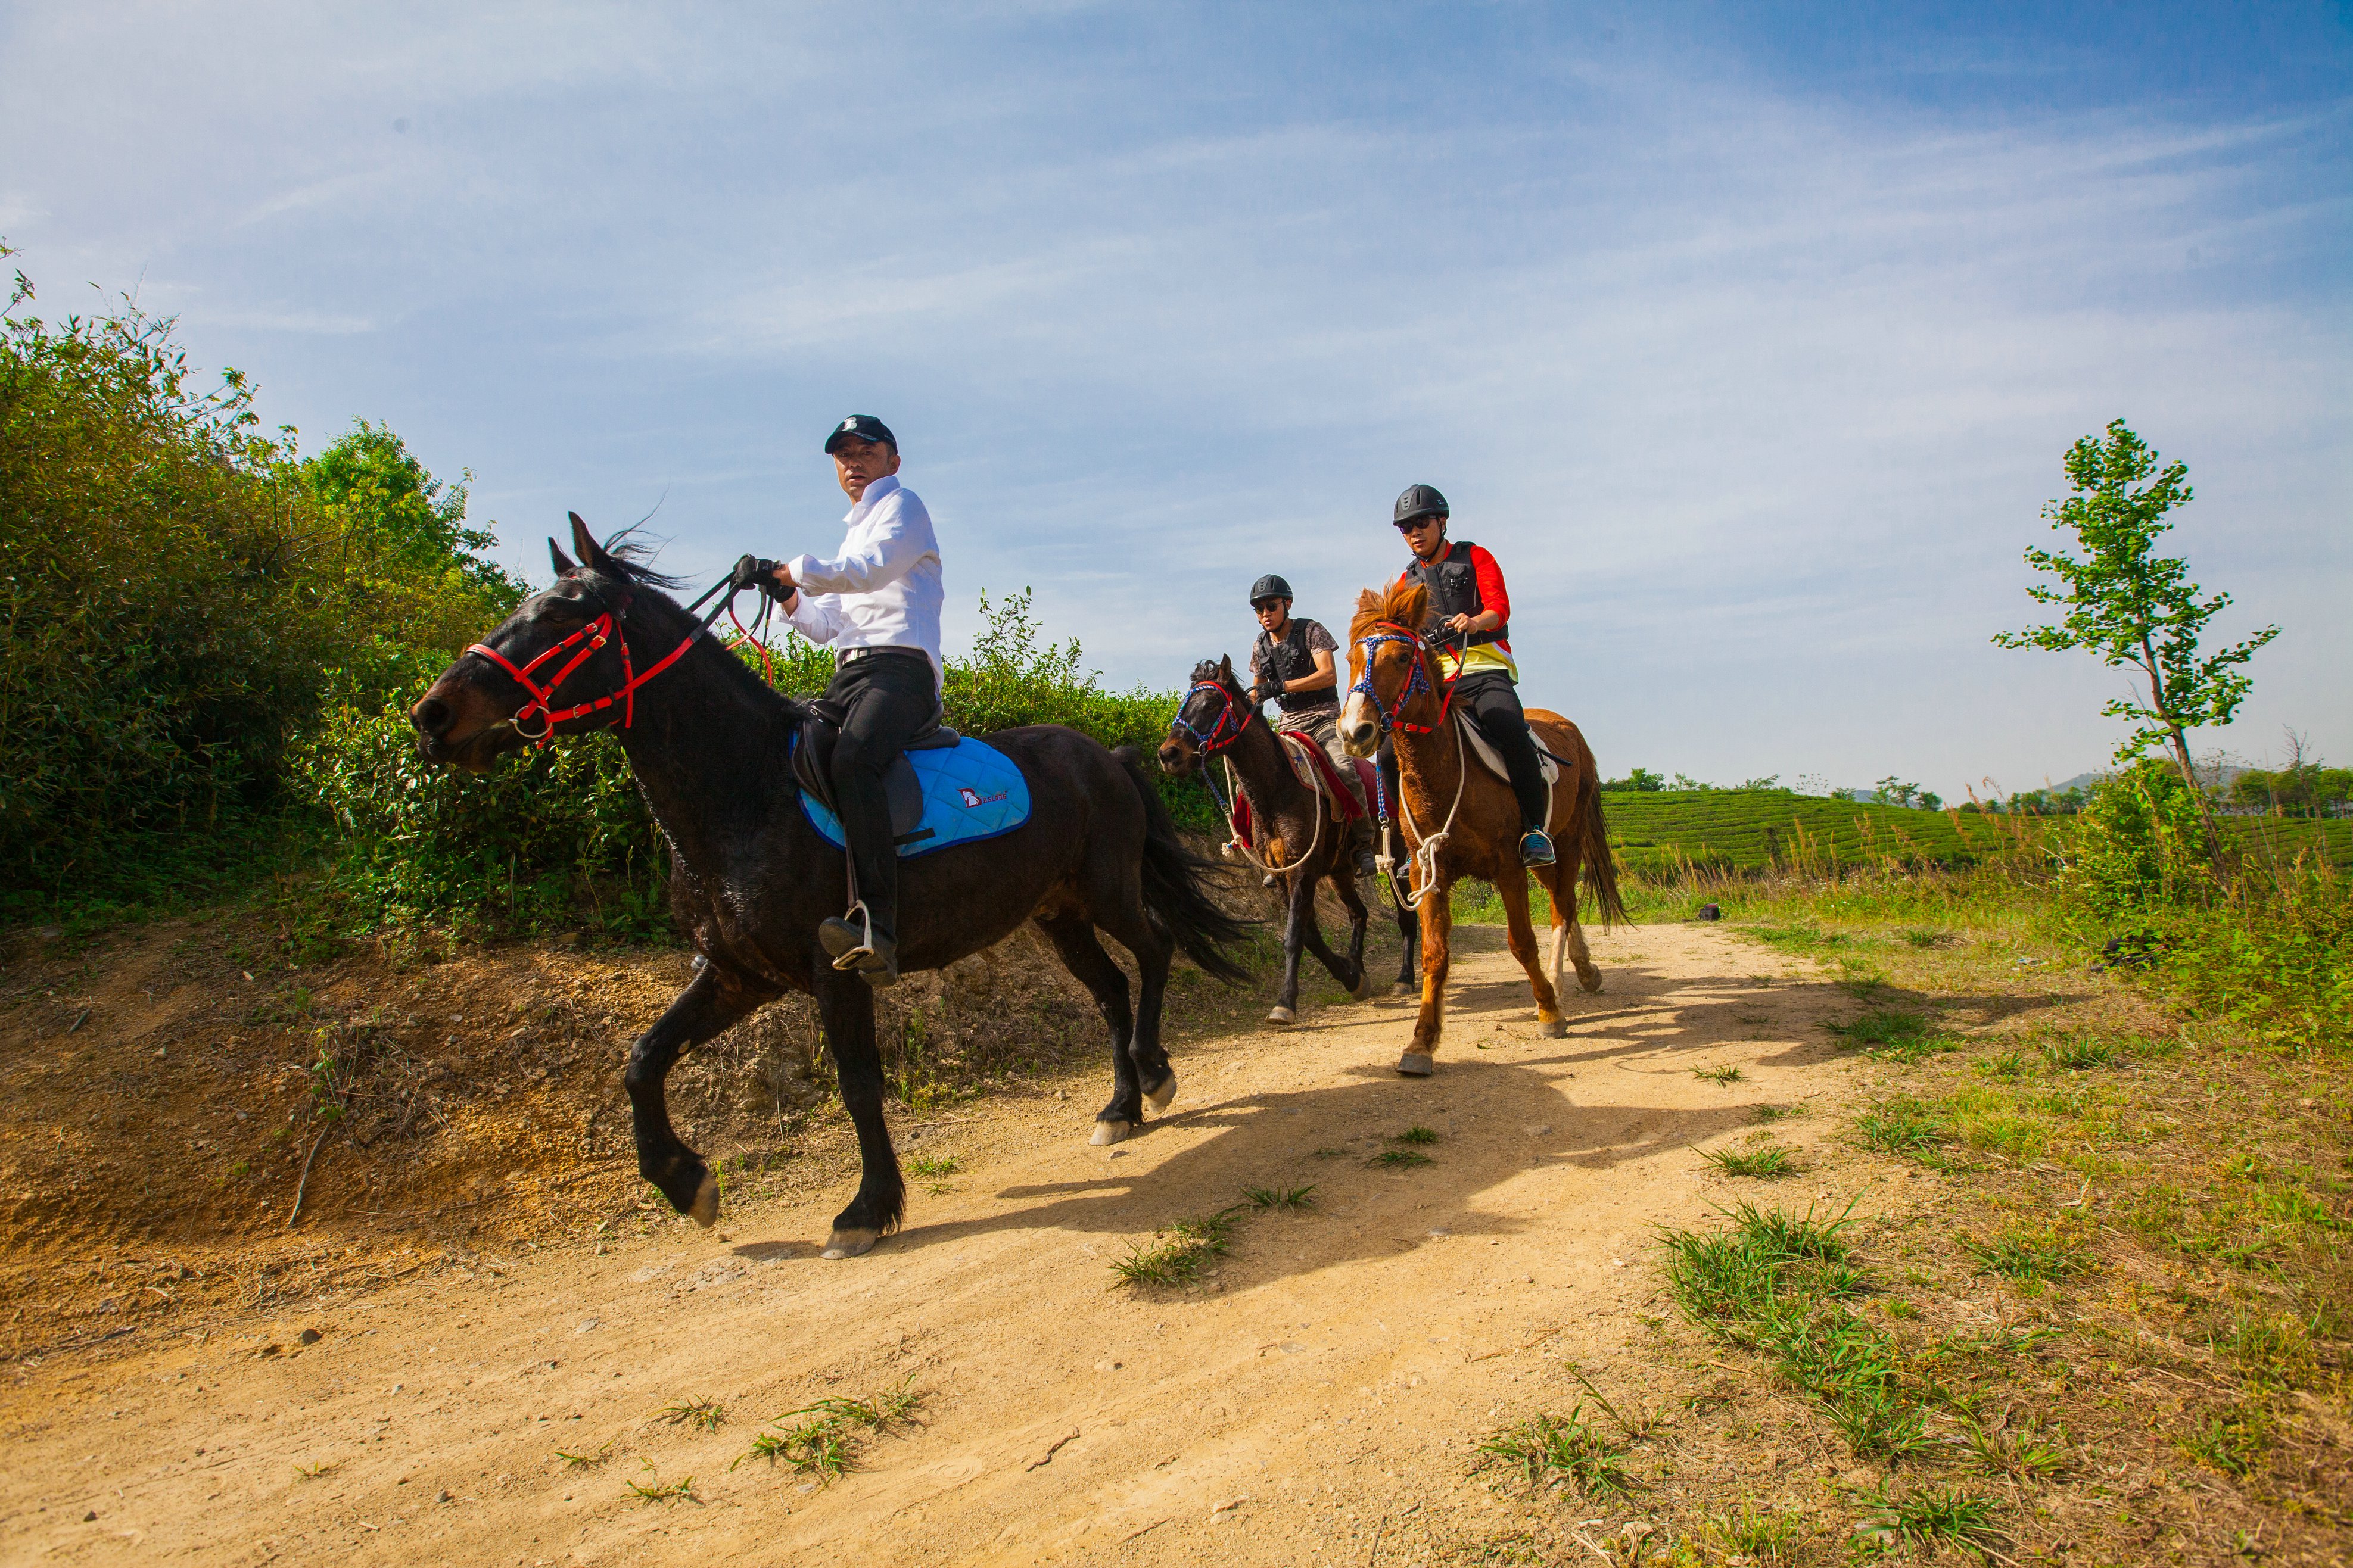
[410,517,1252,1258]
[1158,656,1420,1021]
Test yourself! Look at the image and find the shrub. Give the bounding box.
[2061,759,2212,919]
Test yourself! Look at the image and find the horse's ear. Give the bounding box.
[549,537,578,576]
[1218,654,1235,684]
[568,512,611,569]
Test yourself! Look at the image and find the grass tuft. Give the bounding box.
[1694,1064,1745,1084]
[1241,1183,1316,1211]
[1370,1148,1433,1169]
[1392,1125,1440,1145]
[1854,1096,1943,1159]
[2041,1035,2122,1071]
[1699,1142,1800,1179]
[656,1397,726,1433]
[733,1378,925,1480]
[907,1154,960,1177]
[294,1461,339,1480]
[1826,1008,1957,1062]
[1855,1484,2003,1558]
[555,1439,615,1468]
[1474,1406,1636,1501]
[623,1461,697,1504]
[1966,1224,2090,1282]
[1706,1502,1804,1562]
[1112,1209,1241,1287]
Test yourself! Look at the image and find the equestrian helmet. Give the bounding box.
[1249,573,1294,607]
[1393,484,1449,527]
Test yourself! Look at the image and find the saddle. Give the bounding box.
[1457,713,1562,790]
[790,700,963,847]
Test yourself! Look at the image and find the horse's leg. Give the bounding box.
[1269,870,1312,1025]
[813,966,904,1259]
[1402,881,1452,1077]
[1392,881,1420,993]
[1533,854,1602,996]
[1495,871,1566,1037]
[1331,864,1372,999]
[1035,912,1145,1145]
[623,966,764,1226]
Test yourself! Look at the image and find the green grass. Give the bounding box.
[1704,1502,1804,1562]
[1370,1149,1432,1169]
[623,1461,697,1503]
[2041,1035,2123,1071]
[733,1380,923,1480]
[1693,1064,1745,1084]
[1475,1407,1636,1501]
[555,1439,615,1467]
[1854,1096,1944,1158]
[656,1397,725,1432]
[1967,1225,2091,1282]
[906,1154,960,1177]
[1241,1183,1316,1211]
[1112,1210,1241,1287]
[1825,1009,1958,1063]
[1856,1485,2003,1558]
[1393,1125,1440,1145]
[1699,1142,1800,1179]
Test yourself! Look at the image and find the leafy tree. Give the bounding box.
[1875,777,1921,808]
[1602,766,1664,793]
[1993,419,2279,855]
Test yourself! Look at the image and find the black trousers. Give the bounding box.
[1451,671,1551,833]
[824,651,939,943]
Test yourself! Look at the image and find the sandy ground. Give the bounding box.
[2,921,1865,1567]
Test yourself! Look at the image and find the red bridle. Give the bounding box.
[1168,679,1256,757]
[465,597,699,744]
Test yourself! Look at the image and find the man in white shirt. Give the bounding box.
[766,416,944,987]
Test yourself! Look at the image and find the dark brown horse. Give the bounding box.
[1339,581,1627,1075]
[1157,657,1418,1023]
[409,517,1252,1257]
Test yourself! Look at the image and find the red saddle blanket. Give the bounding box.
[1230,736,1375,849]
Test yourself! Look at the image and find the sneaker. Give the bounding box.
[1353,847,1379,880]
[1518,828,1557,868]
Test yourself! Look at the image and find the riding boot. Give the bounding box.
[821,651,938,987]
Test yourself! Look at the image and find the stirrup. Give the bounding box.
[822,900,878,970]
[1518,829,1557,868]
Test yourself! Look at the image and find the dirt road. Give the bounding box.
[4,921,1868,1566]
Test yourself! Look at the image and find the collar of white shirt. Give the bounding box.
[847,473,901,519]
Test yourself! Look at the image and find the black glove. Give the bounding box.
[730,554,786,597]
[1249,681,1273,707]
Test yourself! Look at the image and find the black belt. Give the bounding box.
[837,646,932,666]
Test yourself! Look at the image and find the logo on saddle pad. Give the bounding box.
[957,786,1009,808]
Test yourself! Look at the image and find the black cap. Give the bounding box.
[1249,573,1294,606]
[824,414,898,454]
[1393,484,1449,527]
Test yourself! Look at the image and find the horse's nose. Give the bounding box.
[1155,741,1184,774]
[1344,717,1375,751]
[410,696,453,738]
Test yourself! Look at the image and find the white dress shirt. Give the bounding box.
[780,473,945,682]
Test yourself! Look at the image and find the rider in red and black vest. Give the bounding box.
[1392,484,1556,867]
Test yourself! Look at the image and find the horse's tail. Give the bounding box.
[1580,777,1630,930]
[1113,744,1256,984]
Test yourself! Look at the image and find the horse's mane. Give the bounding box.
[1350,581,1427,642]
[1187,657,1235,690]
[595,526,690,593]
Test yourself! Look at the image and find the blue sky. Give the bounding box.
[6,2,2346,796]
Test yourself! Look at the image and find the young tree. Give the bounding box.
[1993,419,2279,856]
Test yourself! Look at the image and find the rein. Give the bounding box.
[1170,679,1326,877]
[466,566,748,745]
[1351,621,1468,908]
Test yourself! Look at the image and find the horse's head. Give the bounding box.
[1341,582,1440,758]
[410,513,662,772]
[1157,656,1249,777]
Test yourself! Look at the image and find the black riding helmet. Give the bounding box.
[1248,573,1293,607]
[1393,484,1449,527]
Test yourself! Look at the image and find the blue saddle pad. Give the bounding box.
[799,736,1033,859]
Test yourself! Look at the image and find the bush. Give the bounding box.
[0,254,515,906]
[2062,759,2212,919]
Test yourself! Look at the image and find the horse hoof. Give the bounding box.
[1537,1017,1566,1039]
[1578,972,1605,995]
[1143,1074,1179,1112]
[1090,1118,1132,1146]
[1390,981,1415,997]
[820,1227,878,1260]
[1268,1006,1296,1025]
[1396,1052,1435,1077]
[687,1171,720,1229]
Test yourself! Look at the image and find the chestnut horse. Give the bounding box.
[409,517,1253,1257]
[1339,581,1626,1074]
[1157,656,1419,1023]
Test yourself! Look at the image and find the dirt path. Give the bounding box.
[3,922,1865,1566]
